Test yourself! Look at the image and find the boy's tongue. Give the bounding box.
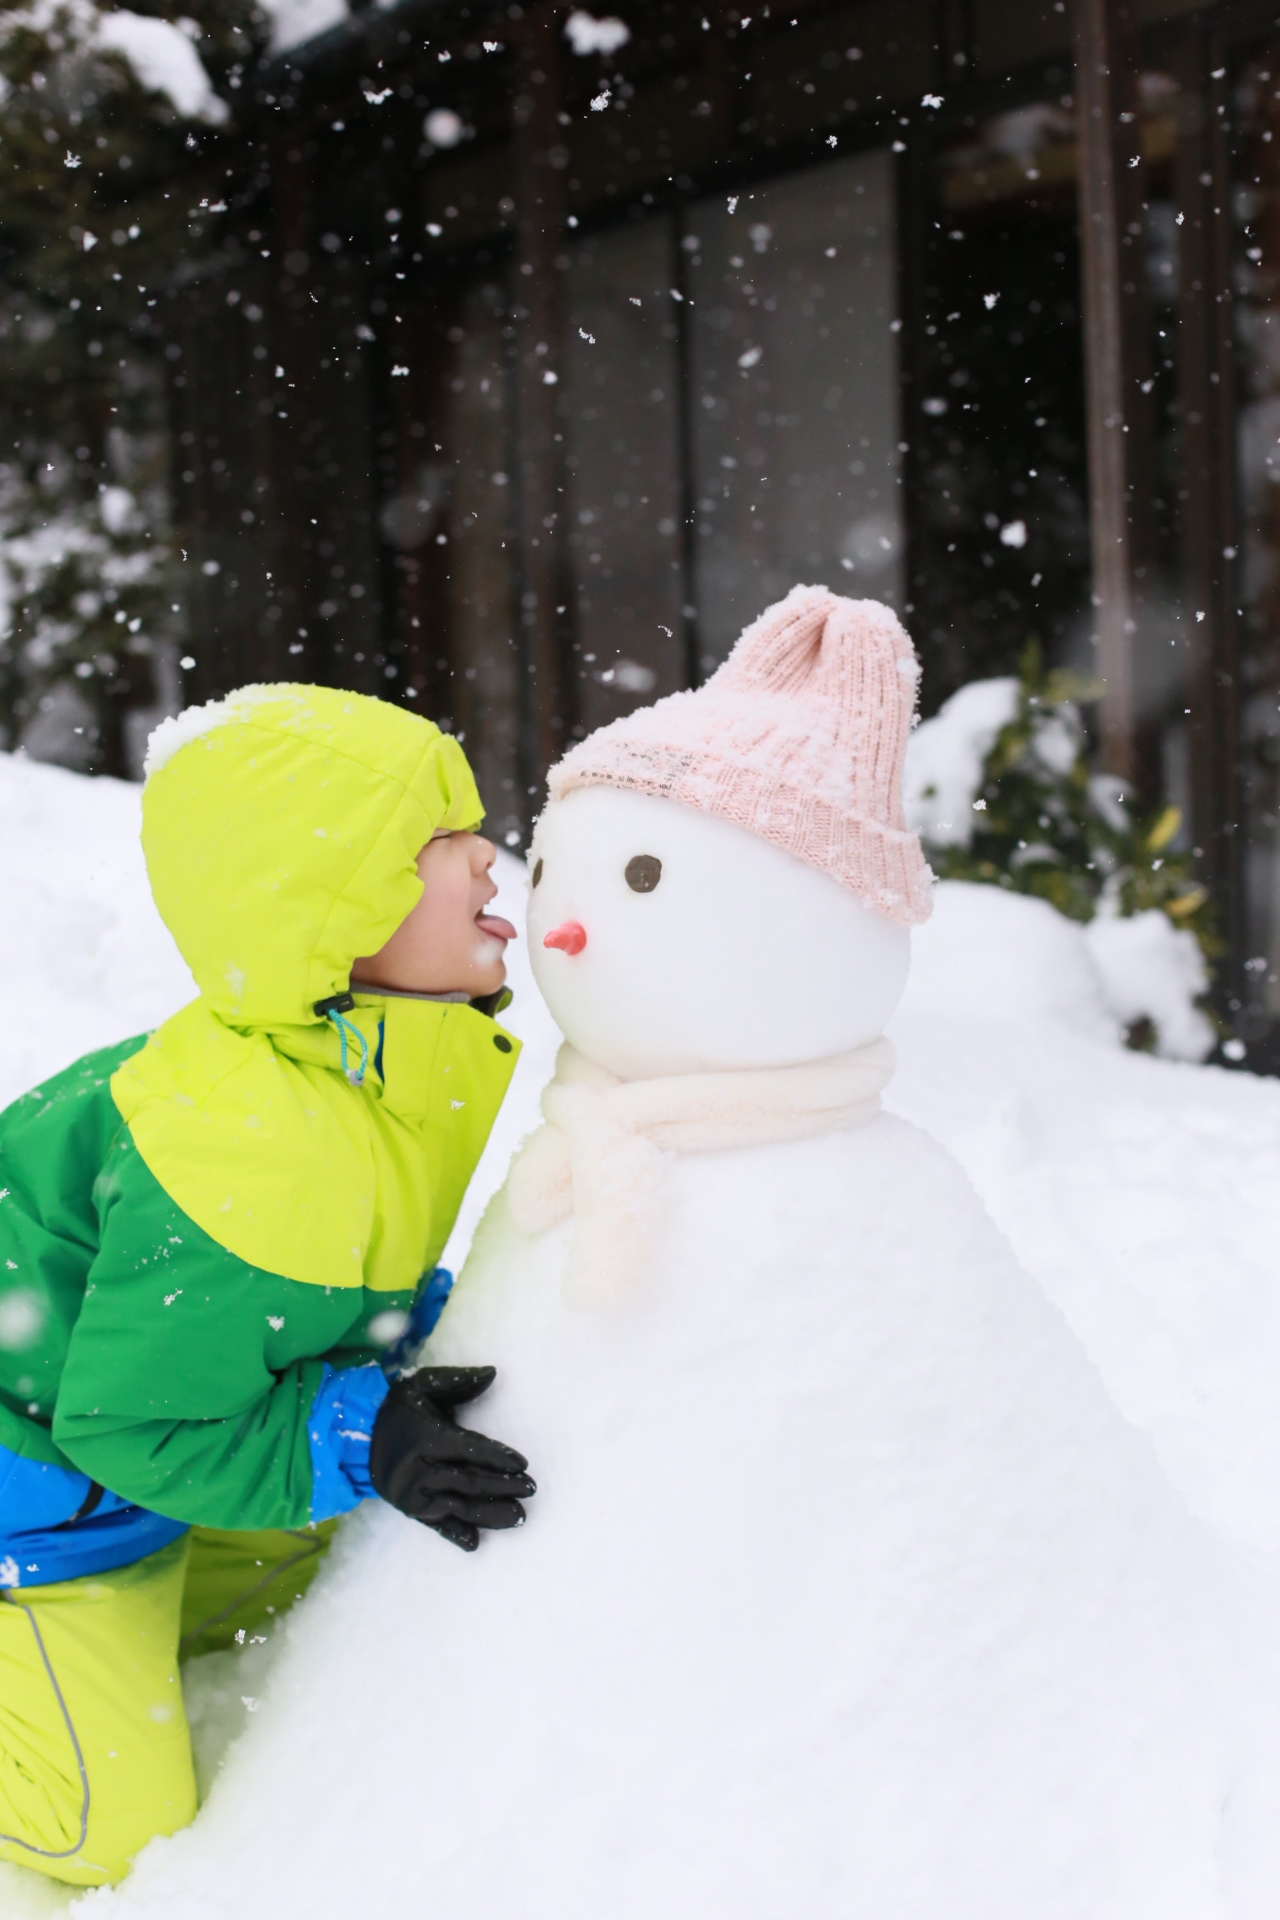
[475,913,517,944]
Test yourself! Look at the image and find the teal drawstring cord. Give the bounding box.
[324,1006,368,1087]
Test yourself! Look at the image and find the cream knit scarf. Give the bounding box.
[506,1036,895,1308]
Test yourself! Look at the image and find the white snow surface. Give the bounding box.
[0,752,193,1102]
[2,759,1280,1911]
[891,883,1280,1573]
[1083,905,1217,1061]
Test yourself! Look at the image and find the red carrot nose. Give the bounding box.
[543,920,587,956]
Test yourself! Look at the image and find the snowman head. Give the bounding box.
[528,587,932,1080]
[528,785,911,1077]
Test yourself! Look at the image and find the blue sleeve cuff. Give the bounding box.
[381,1267,455,1377]
[307,1364,390,1523]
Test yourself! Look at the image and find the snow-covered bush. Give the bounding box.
[0,0,264,773]
[0,475,174,772]
[904,645,1217,1060]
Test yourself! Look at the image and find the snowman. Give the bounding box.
[99,590,1280,1920]
[410,587,1278,1918]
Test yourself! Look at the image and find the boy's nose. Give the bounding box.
[543,920,587,956]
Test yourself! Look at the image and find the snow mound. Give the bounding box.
[911,875,1213,1063]
[907,877,1117,1042]
[1084,906,1216,1061]
[0,752,193,1106]
[890,881,1280,1574]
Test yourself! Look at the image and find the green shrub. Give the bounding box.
[920,643,1217,964]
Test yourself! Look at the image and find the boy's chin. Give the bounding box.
[469,949,508,997]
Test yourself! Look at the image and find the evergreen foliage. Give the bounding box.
[925,643,1218,961]
[0,0,265,773]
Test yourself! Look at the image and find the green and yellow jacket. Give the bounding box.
[0,686,518,1569]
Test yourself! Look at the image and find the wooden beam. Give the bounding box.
[510,2,572,819]
[1172,24,1243,1004]
[1072,0,1158,795]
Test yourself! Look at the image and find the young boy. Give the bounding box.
[0,683,536,1888]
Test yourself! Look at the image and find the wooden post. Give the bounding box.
[1072,0,1158,795]
[510,2,572,820]
[1172,26,1243,1004]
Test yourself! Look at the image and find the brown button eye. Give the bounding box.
[625,854,662,893]
[531,857,544,888]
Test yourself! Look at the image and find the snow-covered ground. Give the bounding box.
[3,750,1280,1913]
[891,883,1280,1573]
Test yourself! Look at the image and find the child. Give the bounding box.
[0,684,536,1888]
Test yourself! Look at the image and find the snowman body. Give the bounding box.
[406,786,1271,1918]
[424,1120,1254,1920]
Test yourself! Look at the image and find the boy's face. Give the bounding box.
[351,831,515,998]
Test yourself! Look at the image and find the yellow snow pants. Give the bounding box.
[0,1521,336,1889]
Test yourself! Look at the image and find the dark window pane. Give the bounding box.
[686,150,903,674]
[1232,50,1280,1015]
[912,104,1090,709]
[380,271,520,843]
[563,217,688,730]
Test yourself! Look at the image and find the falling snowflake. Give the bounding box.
[565,11,630,55]
[424,108,465,147]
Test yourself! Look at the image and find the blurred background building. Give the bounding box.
[5,0,1280,1059]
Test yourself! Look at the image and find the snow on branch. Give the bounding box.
[94,11,228,123]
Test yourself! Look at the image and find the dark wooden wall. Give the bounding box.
[166,0,1265,1042]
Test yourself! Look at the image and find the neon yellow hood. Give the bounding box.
[111,685,520,1291]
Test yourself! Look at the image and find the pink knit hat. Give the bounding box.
[548,585,934,925]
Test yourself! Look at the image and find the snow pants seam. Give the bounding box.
[0,1589,90,1860]
[177,1529,326,1656]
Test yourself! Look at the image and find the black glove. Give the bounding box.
[369,1365,535,1552]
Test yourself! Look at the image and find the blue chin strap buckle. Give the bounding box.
[314,993,369,1087]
